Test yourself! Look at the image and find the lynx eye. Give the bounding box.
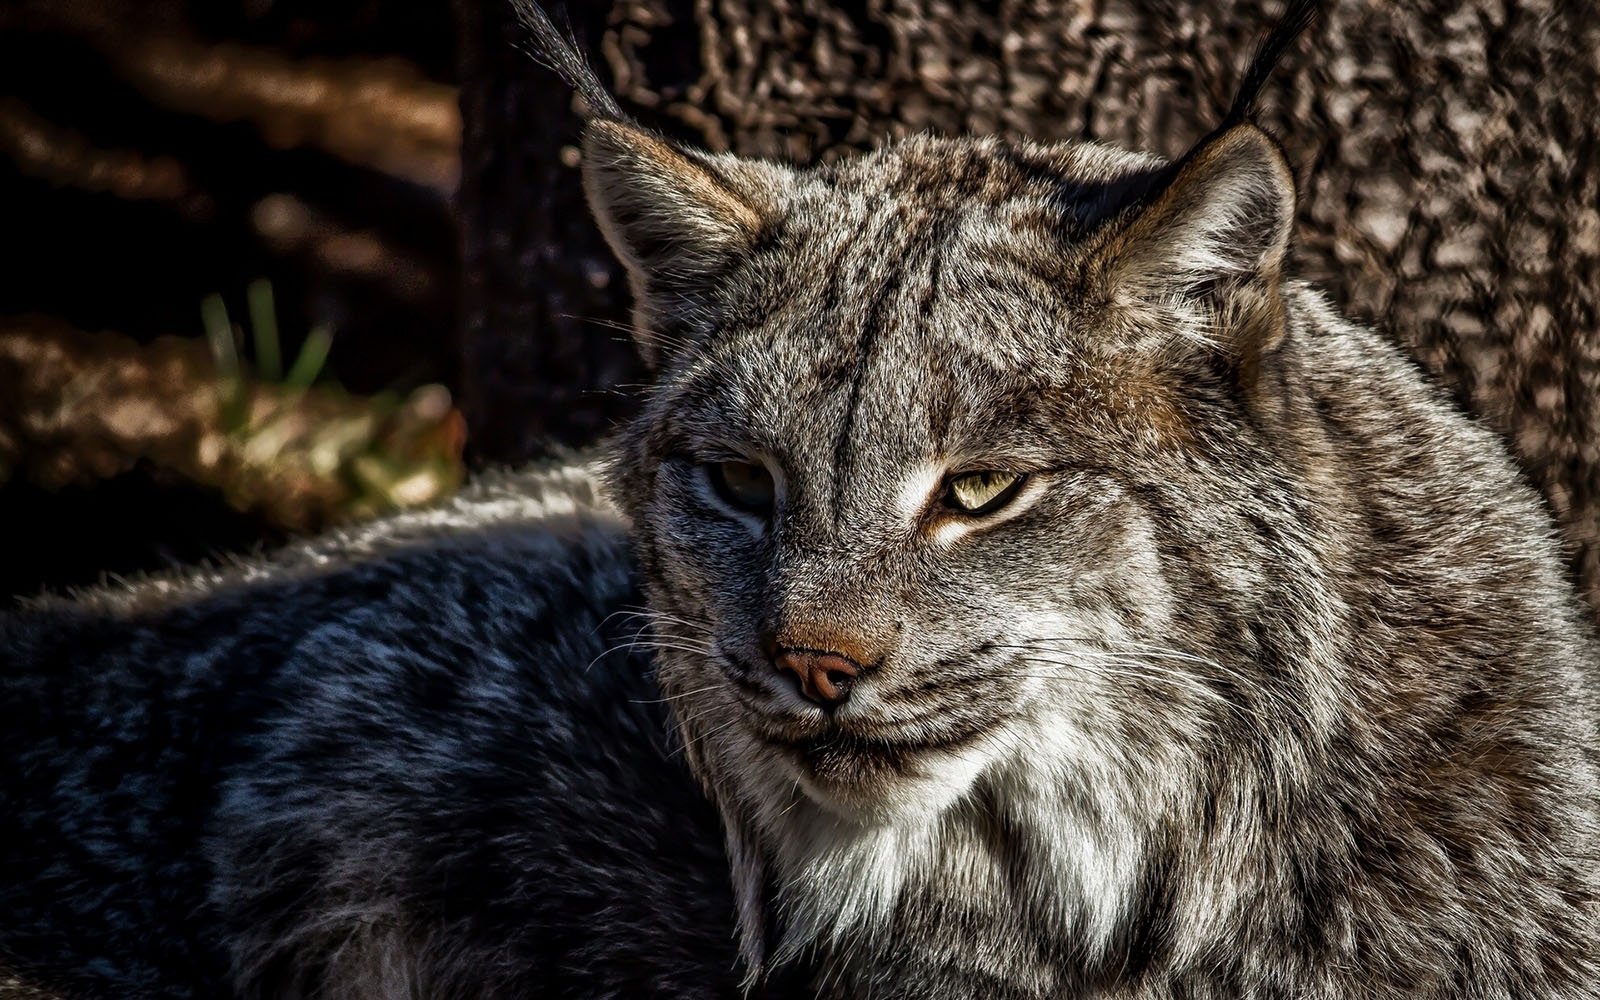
[707,460,776,514]
[943,470,1025,516]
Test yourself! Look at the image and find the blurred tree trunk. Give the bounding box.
[453,0,641,462]
[452,0,1600,613]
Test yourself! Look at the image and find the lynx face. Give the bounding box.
[593,126,1306,824]
[578,122,1354,987]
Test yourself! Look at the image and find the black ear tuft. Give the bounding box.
[507,0,627,122]
[1223,0,1320,127]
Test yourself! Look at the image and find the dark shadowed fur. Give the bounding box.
[5,1,1600,998]
[1,465,742,999]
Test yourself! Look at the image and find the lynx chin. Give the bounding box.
[2,0,1598,998]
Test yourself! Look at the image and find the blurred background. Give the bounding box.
[2,0,1596,614]
[1,0,467,597]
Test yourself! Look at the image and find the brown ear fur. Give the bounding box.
[1094,124,1296,366]
[580,120,782,365]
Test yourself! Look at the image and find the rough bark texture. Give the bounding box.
[453,0,1600,613]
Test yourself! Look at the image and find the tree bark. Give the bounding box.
[452,0,1600,612]
[453,0,643,462]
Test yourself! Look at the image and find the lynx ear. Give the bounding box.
[511,0,783,364]
[581,120,784,365]
[1095,123,1296,356]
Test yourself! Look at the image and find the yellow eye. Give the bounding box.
[944,470,1024,515]
[708,460,775,513]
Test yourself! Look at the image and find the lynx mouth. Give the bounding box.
[743,720,1009,819]
[718,660,1009,791]
[756,721,997,782]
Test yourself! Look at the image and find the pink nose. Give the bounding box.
[773,649,859,707]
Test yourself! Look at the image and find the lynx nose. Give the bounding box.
[773,649,859,708]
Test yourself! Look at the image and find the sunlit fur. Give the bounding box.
[597,125,1600,997]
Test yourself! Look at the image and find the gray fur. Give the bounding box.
[581,26,1600,1000]
[2,463,743,999]
[4,3,1600,998]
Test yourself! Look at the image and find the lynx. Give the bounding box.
[3,1,1599,998]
